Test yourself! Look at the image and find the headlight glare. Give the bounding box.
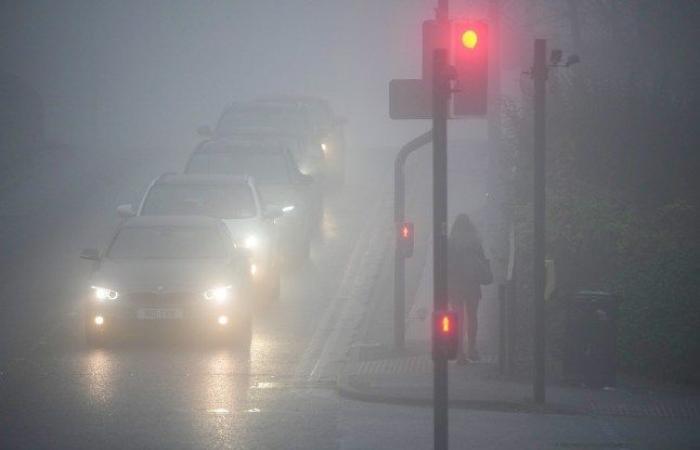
[91,286,119,301]
[203,285,233,304]
[243,235,259,249]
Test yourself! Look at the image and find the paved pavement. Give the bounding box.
[338,191,700,426]
[338,352,700,418]
[334,143,700,448]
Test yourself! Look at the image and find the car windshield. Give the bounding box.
[186,151,290,184]
[217,107,309,135]
[141,184,257,219]
[107,226,229,260]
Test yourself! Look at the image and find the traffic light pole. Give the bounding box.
[533,38,548,404]
[432,47,450,450]
[394,130,432,352]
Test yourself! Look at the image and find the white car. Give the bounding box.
[117,174,282,302]
[184,140,321,262]
[81,216,255,349]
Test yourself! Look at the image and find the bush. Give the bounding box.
[616,247,700,383]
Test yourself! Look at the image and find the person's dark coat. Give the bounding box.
[447,217,485,304]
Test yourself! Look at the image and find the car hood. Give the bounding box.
[258,184,306,209]
[92,259,238,294]
[221,217,263,237]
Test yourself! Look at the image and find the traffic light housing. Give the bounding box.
[452,20,489,116]
[396,221,414,258]
[422,20,449,84]
[432,309,459,360]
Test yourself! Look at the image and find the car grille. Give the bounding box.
[123,292,196,307]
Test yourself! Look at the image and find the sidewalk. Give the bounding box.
[338,234,700,419]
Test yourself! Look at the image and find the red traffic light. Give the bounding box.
[461,29,478,49]
[397,221,414,258]
[452,20,489,116]
[432,310,459,360]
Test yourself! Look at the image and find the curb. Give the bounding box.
[335,370,582,416]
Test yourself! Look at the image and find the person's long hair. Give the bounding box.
[449,213,480,250]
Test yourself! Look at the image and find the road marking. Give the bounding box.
[294,190,390,384]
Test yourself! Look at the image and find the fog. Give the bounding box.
[1,1,699,449]
[0,1,447,151]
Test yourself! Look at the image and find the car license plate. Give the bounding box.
[137,308,183,320]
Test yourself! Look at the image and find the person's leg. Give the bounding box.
[467,298,480,360]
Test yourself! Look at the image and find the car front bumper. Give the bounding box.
[84,291,251,336]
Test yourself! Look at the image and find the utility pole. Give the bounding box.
[433,3,450,449]
[532,38,548,404]
[432,46,450,450]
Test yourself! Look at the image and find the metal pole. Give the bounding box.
[498,283,506,374]
[506,224,517,375]
[394,131,433,352]
[533,38,547,404]
[434,3,450,449]
[432,47,450,450]
[507,270,517,375]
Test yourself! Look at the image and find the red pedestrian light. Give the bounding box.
[441,314,452,333]
[433,310,459,360]
[397,221,414,258]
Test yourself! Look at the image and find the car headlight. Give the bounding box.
[282,205,295,213]
[243,234,259,249]
[203,285,233,304]
[91,286,119,301]
[321,142,328,153]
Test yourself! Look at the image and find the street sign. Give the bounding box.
[389,79,432,119]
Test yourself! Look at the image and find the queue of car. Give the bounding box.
[80,96,345,351]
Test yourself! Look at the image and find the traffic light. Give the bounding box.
[452,20,488,116]
[432,309,459,360]
[396,221,414,258]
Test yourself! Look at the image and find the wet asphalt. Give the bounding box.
[0,143,389,449]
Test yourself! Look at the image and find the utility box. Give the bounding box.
[564,290,620,388]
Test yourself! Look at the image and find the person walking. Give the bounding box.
[447,213,492,363]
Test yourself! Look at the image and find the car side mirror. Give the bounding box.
[80,248,100,261]
[197,125,213,138]
[117,204,136,218]
[263,206,284,220]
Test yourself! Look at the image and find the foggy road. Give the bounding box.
[0,142,392,449]
[2,1,700,449]
[2,142,697,450]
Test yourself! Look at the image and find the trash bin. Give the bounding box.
[564,290,620,388]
